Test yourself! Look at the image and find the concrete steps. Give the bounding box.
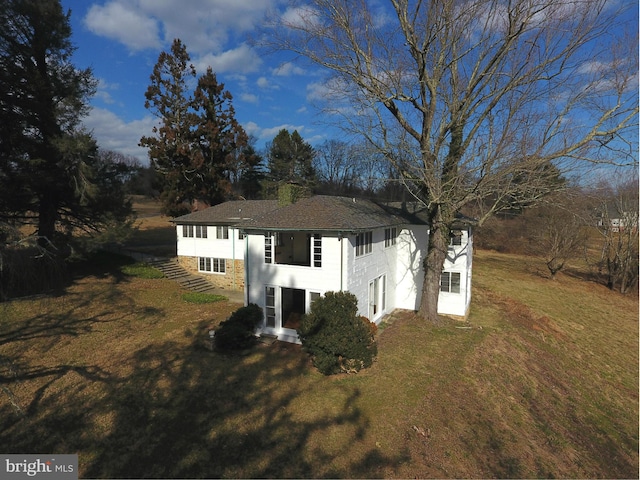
[149,258,218,294]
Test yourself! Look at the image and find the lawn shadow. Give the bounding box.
[78,333,406,478]
[0,281,165,452]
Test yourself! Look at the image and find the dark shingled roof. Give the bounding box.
[172,200,279,225]
[240,195,421,232]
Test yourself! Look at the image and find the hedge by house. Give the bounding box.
[298,291,377,375]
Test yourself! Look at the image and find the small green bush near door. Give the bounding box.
[214,303,263,351]
[298,291,377,375]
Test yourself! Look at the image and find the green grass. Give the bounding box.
[120,262,164,279]
[181,292,228,304]
[0,249,637,478]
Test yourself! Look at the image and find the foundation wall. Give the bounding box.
[178,256,245,291]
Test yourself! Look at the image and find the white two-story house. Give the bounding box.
[173,195,473,343]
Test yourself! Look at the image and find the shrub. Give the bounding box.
[298,291,377,375]
[214,303,263,351]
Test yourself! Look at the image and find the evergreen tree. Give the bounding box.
[266,129,316,191]
[0,0,132,249]
[140,39,196,216]
[191,68,252,205]
[141,41,252,214]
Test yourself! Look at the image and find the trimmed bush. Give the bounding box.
[214,303,263,351]
[298,291,377,375]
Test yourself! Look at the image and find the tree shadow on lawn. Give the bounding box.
[0,281,164,452]
[80,337,406,478]
[1,304,406,478]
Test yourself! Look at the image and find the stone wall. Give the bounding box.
[178,256,245,291]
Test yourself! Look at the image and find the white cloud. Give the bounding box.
[259,123,306,140]
[84,2,161,51]
[83,107,156,164]
[195,44,262,74]
[240,93,259,104]
[94,78,120,105]
[84,0,276,58]
[272,61,306,77]
[281,5,322,29]
[241,121,306,141]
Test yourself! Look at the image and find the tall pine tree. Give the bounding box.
[141,40,253,214]
[140,39,196,216]
[0,0,132,249]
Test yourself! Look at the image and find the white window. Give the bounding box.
[450,231,462,246]
[440,271,461,293]
[195,225,207,238]
[265,286,276,328]
[264,235,272,264]
[182,225,194,237]
[356,231,373,256]
[313,234,322,267]
[369,274,386,319]
[309,291,321,307]
[384,227,397,247]
[216,226,229,239]
[199,257,226,273]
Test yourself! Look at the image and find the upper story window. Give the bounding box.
[450,230,463,246]
[216,226,229,239]
[195,225,207,238]
[356,231,373,256]
[182,224,207,238]
[182,225,194,237]
[384,227,397,248]
[264,232,321,267]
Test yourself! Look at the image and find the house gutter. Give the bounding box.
[340,233,344,291]
[232,232,236,290]
[244,231,249,305]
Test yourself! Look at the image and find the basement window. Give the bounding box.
[199,257,226,274]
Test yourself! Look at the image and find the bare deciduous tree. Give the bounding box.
[266,0,638,322]
[594,178,639,294]
[524,191,590,280]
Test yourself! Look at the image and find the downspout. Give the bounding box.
[340,233,344,291]
[244,231,249,305]
[232,229,236,290]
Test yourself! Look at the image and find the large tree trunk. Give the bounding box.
[37,192,58,249]
[418,217,450,324]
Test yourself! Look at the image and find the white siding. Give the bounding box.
[396,226,428,310]
[176,225,244,261]
[437,227,473,317]
[345,228,397,323]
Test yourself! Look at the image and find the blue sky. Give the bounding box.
[60,0,331,164]
[60,0,638,175]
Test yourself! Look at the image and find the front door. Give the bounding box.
[281,287,305,330]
